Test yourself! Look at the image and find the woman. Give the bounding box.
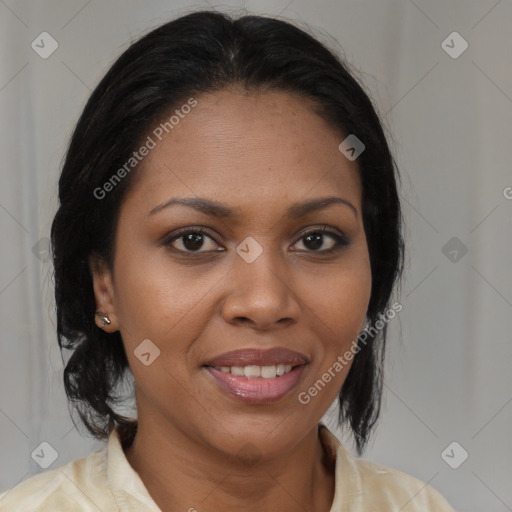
[0,10,454,511]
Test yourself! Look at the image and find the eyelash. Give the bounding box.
[161,225,350,256]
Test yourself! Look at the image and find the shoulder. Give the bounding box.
[319,425,455,511]
[0,447,117,512]
[345,454,454,510]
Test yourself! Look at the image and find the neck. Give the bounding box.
[124,418,335,512]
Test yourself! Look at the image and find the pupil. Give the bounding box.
[184,233,204,251]
[305,233,322,250]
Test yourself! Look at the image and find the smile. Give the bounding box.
[203,347,309,404]
[205,364,306,404]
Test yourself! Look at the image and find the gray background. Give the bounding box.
[1,1,511,510]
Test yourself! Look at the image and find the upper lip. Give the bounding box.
[204,347,308,368]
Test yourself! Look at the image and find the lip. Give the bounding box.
[205,365,307,404]
[204,347,308,367]
[203,347,309,404]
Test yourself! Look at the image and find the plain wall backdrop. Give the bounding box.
[1,1,511,510]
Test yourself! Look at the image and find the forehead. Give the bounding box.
[125,89,362,217]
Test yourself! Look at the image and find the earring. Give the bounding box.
[96,311,111,326]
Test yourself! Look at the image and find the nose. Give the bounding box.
[220,246,301,331]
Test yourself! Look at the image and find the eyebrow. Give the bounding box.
[147,196,358,219]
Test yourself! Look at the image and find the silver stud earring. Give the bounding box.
[96,311,111,326]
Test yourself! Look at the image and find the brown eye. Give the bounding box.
[293,227,349,254]
[164,229,222,253]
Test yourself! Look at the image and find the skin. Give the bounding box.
[90,88,372,512]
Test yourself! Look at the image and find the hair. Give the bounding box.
[50,9,404,455]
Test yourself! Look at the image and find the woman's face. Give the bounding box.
[92,88,372,459]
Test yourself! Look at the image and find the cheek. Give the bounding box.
[309,255,371,336]
[297,262,371,410]
[305,250,372,372]
[111,242,221,350]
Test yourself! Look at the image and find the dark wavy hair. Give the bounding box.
[50,9,404,455]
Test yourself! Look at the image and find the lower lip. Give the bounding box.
[205,365,306,404]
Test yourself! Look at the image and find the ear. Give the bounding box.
[89,253,119,332]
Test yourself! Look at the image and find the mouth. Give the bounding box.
[203,347,309,404]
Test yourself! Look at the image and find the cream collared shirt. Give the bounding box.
[0,424,455,511]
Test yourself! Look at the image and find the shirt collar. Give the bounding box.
[106,427,162,511]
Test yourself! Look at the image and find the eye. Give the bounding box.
[292,226,349,254]
[162,225,350,256]
[163,228,223,253]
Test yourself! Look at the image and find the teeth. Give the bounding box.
[231,366,245,376]
[261,365,277,378]
[244,365,260,379]
[217,364,295,378]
